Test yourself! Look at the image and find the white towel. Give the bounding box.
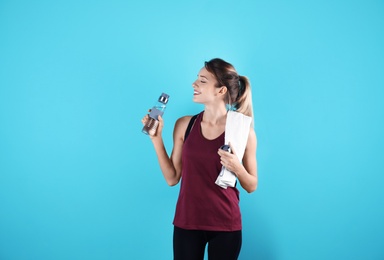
[215,111,252,189]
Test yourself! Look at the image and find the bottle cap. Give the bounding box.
[159,93,170,104]
[220,145,231,152]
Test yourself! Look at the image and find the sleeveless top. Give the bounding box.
[173,111,242,231]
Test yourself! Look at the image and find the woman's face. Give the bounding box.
[192,67,222,104]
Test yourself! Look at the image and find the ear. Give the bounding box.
[218,86,227,95]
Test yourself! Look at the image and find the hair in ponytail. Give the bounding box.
[204,58,254,120]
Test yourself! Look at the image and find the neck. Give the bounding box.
[202,105,228,125]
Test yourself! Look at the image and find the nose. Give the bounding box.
[192,80,198,88]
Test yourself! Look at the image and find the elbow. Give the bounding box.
[246,181,258,194]
[165,169,181,186]
[166,178,180,187]
[167,181,178,187]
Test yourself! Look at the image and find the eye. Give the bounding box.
[200,80,206,83]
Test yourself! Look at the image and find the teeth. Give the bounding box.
[194,91,200,94]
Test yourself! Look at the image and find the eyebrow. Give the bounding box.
[198,75,209,80]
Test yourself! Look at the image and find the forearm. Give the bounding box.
[151,137,179,186]
[235,165,257,193]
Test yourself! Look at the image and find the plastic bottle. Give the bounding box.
[142,93,170,136]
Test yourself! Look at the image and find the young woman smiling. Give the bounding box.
[142,58,257,260]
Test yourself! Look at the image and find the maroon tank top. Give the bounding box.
[173,111,242,231]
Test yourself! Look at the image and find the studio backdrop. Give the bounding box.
[0,0,383,259]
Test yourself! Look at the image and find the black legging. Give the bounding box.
[173,226,242,260]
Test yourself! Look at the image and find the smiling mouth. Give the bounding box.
[194,90,201,95]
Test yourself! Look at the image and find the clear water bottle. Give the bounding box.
[142,93,170,136]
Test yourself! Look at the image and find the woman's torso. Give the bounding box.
[173,111,242,231]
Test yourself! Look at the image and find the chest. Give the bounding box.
[200,121,226,140]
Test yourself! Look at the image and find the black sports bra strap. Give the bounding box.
[184,114,198,141]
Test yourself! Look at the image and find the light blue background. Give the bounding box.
[1,0,383,259]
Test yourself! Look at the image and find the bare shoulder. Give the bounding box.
[247,127,257,147]
[174,115,196,140]
[176,115,194,126]
[249,126,256,139]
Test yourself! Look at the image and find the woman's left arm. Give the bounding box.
[218,127,258,193]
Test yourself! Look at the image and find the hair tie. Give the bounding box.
[237,76,244,99]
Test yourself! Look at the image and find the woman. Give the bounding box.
[142,58,257,260]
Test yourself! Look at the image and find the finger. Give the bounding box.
[217,149,227,157]
[141,115,149,124]
[158,115,164,127]
[220,158,226,166]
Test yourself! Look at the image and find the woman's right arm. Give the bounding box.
[142,114,191,186]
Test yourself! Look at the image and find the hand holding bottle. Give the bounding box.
[141,112,164,138]
[142,93,169,136]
